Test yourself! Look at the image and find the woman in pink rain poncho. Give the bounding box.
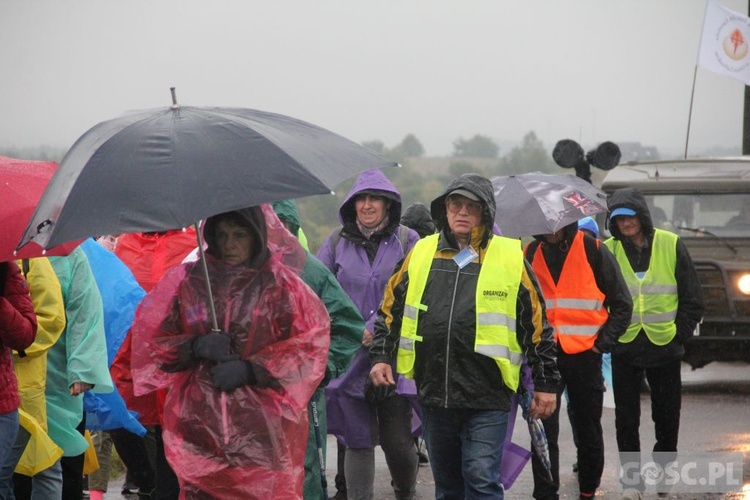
[131,205,330,499]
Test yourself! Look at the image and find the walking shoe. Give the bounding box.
[121,480,139,495]
[417,448,429,465]
[572,461,578,473]
[620,489,643,500]
[329,489,347,500]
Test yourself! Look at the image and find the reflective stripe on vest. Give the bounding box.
[604,229,678,346]
[398,234,524,390]
[530,231,608,354]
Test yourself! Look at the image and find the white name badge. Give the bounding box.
[454,245,478,269]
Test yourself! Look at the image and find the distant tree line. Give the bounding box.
[299,130,561,252]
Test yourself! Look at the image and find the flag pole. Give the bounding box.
[684,65,699,159]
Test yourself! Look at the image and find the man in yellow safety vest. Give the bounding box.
[369,173,560,498]
[605,188,704,498]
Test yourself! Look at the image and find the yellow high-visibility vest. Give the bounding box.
[397,234,524,390]
[604,229,678,345]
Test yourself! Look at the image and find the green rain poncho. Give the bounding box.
[273,200,364,499]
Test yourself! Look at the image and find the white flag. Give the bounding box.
[697,0,750,86]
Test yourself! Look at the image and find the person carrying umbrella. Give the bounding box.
[524,217,632,499]
[272,199,364,500]
[369,173,560,498]
[604,188,704,497]
[130,205,330,498]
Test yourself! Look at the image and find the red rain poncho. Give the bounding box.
[132,205,330,499]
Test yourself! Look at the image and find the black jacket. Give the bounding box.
[606,188,705,367]
[525,223,632,354]
[371,174,560,410]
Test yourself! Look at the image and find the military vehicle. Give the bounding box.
[599,157,750,368]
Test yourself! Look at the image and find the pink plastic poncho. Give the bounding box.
[132,205,330,499]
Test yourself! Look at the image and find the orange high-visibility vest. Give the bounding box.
[530,232,608,354]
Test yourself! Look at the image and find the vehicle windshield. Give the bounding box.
[645,193,750,238]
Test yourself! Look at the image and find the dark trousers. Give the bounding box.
[612,356,682,494]
[60,416,87,500]
[154,425,181,500]
[612,356,682,453]
[110,428,156,495]
[335,440,347,495]
[532,349,604,499]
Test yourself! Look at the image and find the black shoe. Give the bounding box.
[121,480,139,495]
[572,461,578,473]
[329,489,347,500]
[417,449,429,464]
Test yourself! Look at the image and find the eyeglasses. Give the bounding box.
[446,197,482,216]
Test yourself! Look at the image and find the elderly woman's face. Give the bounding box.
[215,220,254,266]
[355,194,389,229]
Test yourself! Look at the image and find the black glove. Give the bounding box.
[211,359,257,392]
[192,332,236,362]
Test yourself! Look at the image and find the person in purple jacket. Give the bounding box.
[317,169,420,500]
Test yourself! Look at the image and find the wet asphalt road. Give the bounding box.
[104,361,750,499]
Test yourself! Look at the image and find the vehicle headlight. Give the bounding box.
[737,274,750,295]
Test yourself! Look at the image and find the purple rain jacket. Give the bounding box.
[317,169,420,448]
[316,169,419,335]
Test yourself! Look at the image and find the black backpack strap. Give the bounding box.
[329,226,344,262]
[397,225,410,254]
[582,233,601,269]
[524,240,541,265]
[22,259,30,278]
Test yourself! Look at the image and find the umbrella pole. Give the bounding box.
[193,223,220,332]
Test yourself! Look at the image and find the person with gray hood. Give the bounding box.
[604,188,704,497]
[369,173,559,498]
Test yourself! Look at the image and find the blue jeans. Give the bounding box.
[0,425,31,499]
[0,411,21,498]
[421,406,508,500]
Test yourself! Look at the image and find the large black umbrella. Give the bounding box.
[492,171,608,238]
[19,92,397,251]
[18,91,397,332]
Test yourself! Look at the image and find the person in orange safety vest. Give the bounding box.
[524,221,632,500]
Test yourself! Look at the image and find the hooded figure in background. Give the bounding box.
[400,203,436,239]
[131,205,330,499]
[604,188,704,495]
[317,169,420,500]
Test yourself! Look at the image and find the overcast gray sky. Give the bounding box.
[1,0,746,158]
